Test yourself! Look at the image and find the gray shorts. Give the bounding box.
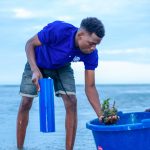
[19,62,76,98]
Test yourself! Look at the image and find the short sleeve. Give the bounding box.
[37,21,61,44]
[83,49,98,70]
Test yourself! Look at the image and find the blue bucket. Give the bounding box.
[39,78,55,132]
[86,112,150,150]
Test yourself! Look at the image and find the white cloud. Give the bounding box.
[96,61,150,84]
[99,48,150,63]
[56,16,73,21]
[0,59,150,84]
[72,62,85,84]
[31,25,43,30]
[71,61,150,84]
[12,8,34,19]
[11,8,74,21]
[64,0,139,15]
[0,0,149,85]
[101,48,150,55]
[7,0,149,21]
[0,53,26,84]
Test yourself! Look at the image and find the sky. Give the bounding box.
[0,0,150,84]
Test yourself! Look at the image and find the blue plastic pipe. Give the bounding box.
[39,78,55,132]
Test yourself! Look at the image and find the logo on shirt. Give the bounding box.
[98,146,103,150]
[72,56,80,62]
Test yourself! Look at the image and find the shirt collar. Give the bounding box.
[69,28,80,51]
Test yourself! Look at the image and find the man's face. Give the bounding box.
[77,30,102,54]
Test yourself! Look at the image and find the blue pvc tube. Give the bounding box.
[39,78,55,132]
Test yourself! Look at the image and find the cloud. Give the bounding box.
[101,48,150,55]
[71,60,150,84]
[56,16,74,21]
[64,0,149,16]
[96,61,150,84]
[0,54,150,84]
[11,7,74,21]
[64,0,126,14]
[0,52,26,84]
[3,0,149,22]
[99,48,150,63]
[12,8,36,19]
[0,0,149,84]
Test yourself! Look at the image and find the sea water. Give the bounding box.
[0,84,150,150]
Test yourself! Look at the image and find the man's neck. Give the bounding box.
[74,30,79,49]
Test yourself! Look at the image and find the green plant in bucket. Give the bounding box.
[101,98,119,125]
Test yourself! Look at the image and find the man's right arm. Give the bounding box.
[25,34,41,71]
[25,34,42,91]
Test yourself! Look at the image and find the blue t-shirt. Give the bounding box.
[35,21,98,70]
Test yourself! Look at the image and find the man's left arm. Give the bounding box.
[85,70,103,118]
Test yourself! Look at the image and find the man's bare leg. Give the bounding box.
[16,96,33,149]
[61,94,77,150]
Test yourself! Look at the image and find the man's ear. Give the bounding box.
[77,30,84,37]
[76,28,87,42]
[78,28,87,36]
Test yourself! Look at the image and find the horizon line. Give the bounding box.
[0,83,150,87]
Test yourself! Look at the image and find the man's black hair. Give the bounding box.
[80,17,105,38]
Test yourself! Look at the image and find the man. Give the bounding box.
[17,17,105,150]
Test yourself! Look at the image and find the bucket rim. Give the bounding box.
[86,112,150,131]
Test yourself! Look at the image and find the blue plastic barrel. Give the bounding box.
[86,112,150,150]
[39,78,55,132]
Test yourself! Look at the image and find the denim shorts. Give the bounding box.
[19,62,76,98]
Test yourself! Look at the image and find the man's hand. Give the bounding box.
[99,99,119,125]
[31,68,43,92]
[98,111,104,122]
[98,111,119,125]
[102,115,119,125]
